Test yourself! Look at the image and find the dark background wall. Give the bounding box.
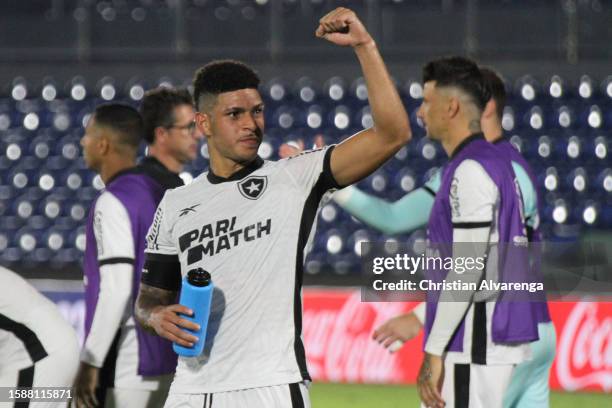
[0,0,610,86]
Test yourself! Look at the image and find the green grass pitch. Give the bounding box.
[310,382,609,407]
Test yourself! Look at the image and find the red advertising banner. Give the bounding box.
[549,301,612,392]
[302,289,611,392]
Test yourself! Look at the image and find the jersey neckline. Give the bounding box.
[450,133,485,160]
[207,156,264,184]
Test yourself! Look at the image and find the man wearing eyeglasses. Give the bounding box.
[140,87,202,179]
[73,90,203,408]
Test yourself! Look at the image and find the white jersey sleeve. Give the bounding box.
[412,302,426,325]
[281,145,341,194]
[425,160,497,356]
[145,192,177,257]
[81,264,133,367]
[0,267,79,369]
[81,192,135,367]
[142,192,182,291]
[93,191,136,263]
[449,160,497,225]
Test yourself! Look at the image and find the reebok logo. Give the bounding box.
[179,204,201,217]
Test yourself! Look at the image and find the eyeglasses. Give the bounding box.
[166,121,197,134]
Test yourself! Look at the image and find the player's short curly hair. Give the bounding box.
[193,60,260,111]
[422,56,491,111]
[140,87,193,145]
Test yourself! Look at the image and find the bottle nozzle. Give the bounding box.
[187,268,211,287]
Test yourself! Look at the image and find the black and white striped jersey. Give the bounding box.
[144,146,339,394]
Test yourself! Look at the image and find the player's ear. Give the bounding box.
[195,111,212,139]
[98,134,111,155]
[448,96,460,118]
[482,99,496,119]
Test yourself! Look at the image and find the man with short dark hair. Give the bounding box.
[74,103,179,408]
[364,67,554,408]
[135,8,411,407]
[140,87,201,178]
[414,57,540,408]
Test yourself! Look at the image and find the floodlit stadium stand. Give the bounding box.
[0,73,609,275]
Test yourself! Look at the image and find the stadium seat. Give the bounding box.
[596,168,612,195]
[541,166,560,193]
[578,75,595,100]
[264,78,290,105]
[294,77,319,105]
[547,75,566,99]
[566,167,588,194]
[590,135,608,161]
[0,70,610,274]
[96,77,118,101]
[271,105,300,130]
[349,77,369,104]
[554,105,575,129]
[323,77,347,103]
[329,105,352,130]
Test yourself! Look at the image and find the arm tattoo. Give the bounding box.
[135,283,177,332]
[418,355,432,385]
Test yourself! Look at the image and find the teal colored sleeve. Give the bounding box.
[512,161,538,227]
[423,168,442,193]
[333,170,440,235]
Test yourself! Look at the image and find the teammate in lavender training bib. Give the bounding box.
[413,57,540,408]
[74,97,203,408]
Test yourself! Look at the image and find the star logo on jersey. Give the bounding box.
[238,176,268,200]
[179,204,201,217]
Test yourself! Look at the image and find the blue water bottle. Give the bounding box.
[173,268,214,357]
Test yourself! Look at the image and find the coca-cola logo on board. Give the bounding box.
[557,302,612,391]
[302,292,414,382]
[303,291,408,383]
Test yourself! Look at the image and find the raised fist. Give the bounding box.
[315,7,373,48]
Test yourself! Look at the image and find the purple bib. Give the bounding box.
[425,135,540,353]
[84,169,178,376]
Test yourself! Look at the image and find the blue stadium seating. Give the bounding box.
[0,73,610,275]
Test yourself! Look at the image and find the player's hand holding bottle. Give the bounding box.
[148,303,200,348]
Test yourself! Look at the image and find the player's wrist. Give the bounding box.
[78,355,103,370]
[353,38,376,51]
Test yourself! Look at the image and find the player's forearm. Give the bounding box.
[354,41,411,145]
[334,185,433,235]
[81,264,132,367]
[412,302,426,325]
[425,228,490,356]
[135,283,177,332]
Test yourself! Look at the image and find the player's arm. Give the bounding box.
[334,170,440,234]
[418,160,496,408]
[135,283,198,347]
[135,266,199,348]
[134,196,199,347]
[372,302,425,351]
[512,161,539,238]
[75,193,135,408]
[424,160,496,355]
[316,8,411,187]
